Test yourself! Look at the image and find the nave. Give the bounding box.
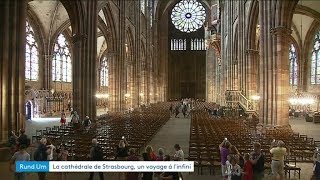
[1,102,320,180]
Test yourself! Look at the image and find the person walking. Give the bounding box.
[88,138,104,180]
[9,145,30,180]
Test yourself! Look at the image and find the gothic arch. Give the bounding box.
[302,20,320,89]
[26,6,45,56]
[49,20,72,56]
[101,4,117,52]
[59,0,85,36]
[246,0,259,50]
[125,28,134,62]
[295,4,320,23]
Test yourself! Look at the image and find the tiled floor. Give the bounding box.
[0,115,318,180]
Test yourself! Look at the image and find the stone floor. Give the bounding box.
[0,115,318,179]
[289,116,320,141]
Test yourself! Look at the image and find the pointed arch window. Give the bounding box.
[311,31,320,85]
[141,0,145,14]
[289,44,298,86]
[25,21,39,81]
[52,34,72,82]
[170,39,186,50]
[100,57,109,87]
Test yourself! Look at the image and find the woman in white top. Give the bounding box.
[173,144,184,161]
[46,139,55,160]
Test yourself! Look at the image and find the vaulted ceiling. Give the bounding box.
[27,0,108,58]
[292,0,320,45]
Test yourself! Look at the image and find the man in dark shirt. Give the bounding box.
[250,142,265,180]
[12,129,29,149]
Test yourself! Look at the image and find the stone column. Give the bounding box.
[206,49,216,102]
[259,0,292,125]
[119,0,126,111]
[219,1,226,105]
[0,0,26,143]
[246,49,259,97]
[71,0,97,120]
[108,53,120,112]
[271,26,291,125]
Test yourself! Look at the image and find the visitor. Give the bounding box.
[146,145,157,160]
[182,104,187,118]
[174,105,180,118]
[9,144,30,180]
[156,148,165,161]
[60,110,67,127]
[88,138,104,180]
[12,129,29,151]
[250,142,265,180]
[169,104,173,116]
[243,153,253,180]
[154,148,165,179]
[313,149,320,180]
[270,140,287,180]
[173,144,184,161]
[116,138,129,160]
[71,111,80,129]
[160,155,179,180]
[56,144,68,180]
[46,138,55,161]
[8,131,17,154]
[226,155,241,180]
[231,145,244,168]
[34,138,50,180]
[126,148,140,180]
[142,146,156,180]
[219,139,231,178]
[83,116,91,126]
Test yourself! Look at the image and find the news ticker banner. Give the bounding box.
[16,161,194,172]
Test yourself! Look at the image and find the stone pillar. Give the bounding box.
[219,1,226,105]
[271,26,291,125]
[246,49,259,97]
[119,0,126,111]
[259,0,292,125]
[0,0,26,143]
[238,0,245,94]
[71,0,97,120]
[108,53,120,112]
[133,1,141,107]
[206,49,216,102]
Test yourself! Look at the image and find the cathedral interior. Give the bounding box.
[1,0,320,179]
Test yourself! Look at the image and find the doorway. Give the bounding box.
[25,101,32,120]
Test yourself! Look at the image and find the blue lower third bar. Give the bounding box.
[16,161,49,172]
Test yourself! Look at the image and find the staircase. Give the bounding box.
[225,90,258,116]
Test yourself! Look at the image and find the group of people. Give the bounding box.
[10,137,68,180]
[170,99,192,118]
[219,138,291,180]
[89,137,185,180]
[9,129,30,154]
[60,110,92,130]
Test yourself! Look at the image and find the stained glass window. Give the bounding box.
[52,34,72,82]
[141,0,145,14]
[170,39,186,50]
[171,0,206,33]
[289,44,298,86]
[311,31,320,85]
[191,38,205,50]
[25,21,39,81]
[100,57,109,87]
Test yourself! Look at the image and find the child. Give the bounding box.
[60,110,66,127]
[243,153,253,180]
[226,155,242,180]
